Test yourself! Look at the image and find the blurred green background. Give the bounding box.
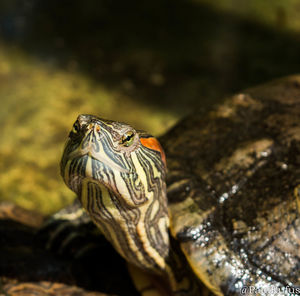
[0,0,300,214]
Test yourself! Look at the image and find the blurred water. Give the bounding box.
[1,0,300,213]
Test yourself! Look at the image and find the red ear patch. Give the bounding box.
[140,137,167,167]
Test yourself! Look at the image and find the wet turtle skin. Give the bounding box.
[160,76,300,295]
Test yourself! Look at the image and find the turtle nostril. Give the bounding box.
[95,125,101,132]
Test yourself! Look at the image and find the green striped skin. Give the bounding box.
[60,115,170,277]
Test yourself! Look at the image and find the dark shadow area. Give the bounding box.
[1,0,300,113]
[0,217,138,295]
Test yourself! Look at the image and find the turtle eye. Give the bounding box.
[120,131,135,147]
[71,121,80,134]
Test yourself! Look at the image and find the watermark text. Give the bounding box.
[240,285,300,295]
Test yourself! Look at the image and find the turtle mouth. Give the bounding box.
[67,145,130,174]
[89,149,130,174]
[65,147,132,195]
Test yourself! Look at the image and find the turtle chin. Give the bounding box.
[87,156,147,208]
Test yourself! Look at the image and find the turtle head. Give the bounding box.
[61,114,170,272]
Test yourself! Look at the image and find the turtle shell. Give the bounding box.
[160,76,300,295]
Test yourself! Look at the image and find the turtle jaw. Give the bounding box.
[61,150,171,275]
[65,146,131,179]
[60,148,136,203]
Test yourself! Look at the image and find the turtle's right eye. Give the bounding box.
[69,121,81,138]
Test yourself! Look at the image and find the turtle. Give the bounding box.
[55,75,300,296]
[2,76,299,296]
